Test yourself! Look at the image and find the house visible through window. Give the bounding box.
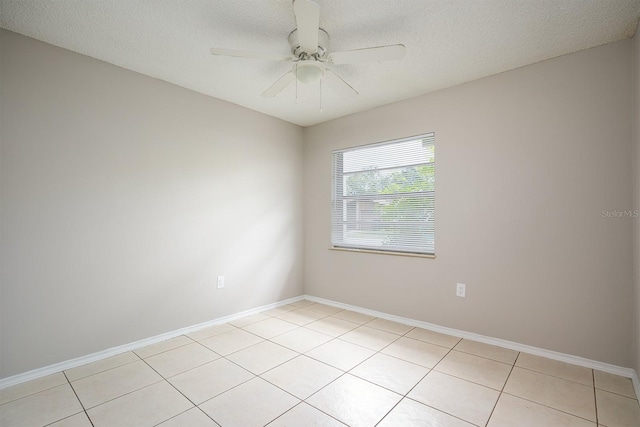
[331,133,435,255]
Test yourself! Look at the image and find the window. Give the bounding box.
[331,133,435,255]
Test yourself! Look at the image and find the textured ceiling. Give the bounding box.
[1,0,639,126]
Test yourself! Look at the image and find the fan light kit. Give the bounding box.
[210,0,406,107]
[296,61,324,84]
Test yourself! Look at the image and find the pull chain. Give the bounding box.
[295,64,298,104]
[319,77,323,113]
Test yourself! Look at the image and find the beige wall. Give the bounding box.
[633,28,640,376]
[304,40,634,366]
[0,30,304,378]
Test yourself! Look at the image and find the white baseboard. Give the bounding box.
[0,295,304,390]
[633,370,640,403]
[304,294,640,386]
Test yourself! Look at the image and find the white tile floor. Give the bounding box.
[1,299,639,427]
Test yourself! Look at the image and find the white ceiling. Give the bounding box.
[1,1,639,127]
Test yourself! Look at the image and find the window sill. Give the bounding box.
[329,247,436,259]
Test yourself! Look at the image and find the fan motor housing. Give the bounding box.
[288,28,329,59]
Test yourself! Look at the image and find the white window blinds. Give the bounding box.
[331,133,435,255]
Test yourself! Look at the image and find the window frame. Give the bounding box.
[331,133,436,257]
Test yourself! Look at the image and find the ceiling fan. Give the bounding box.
[209,0,406,99]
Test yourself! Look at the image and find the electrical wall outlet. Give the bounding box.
[217,275,225,289]
[456,283,466,297]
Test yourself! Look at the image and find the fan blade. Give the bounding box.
[323,69,358,97]
[261,70,296,97]
[293,0,320,53]
[210,47,290,62]
[328,44,406,64]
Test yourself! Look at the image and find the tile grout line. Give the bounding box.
[594,386,640,400]
[0,380,67,407]
[194,368,256,409]
[191,348,291,407]
[373,401,402,426]
[139,357,224,426]
[271,325,335,351]
[369,328,427,427]
[64,353,142,383]
[304,319,363,337]
[498,391,599,424]
[483,350,521,426]
[395,339,479,426]
[62,370,95,427]
[134,335,197,360]
[148,407,186,427]
[266,305,335,327]
[139,357,199,407]
[454,347,514,364]
[144,339,227,377]
[149,407,212,427]
[590,370,639,400]
[402,395,479,427]
[503,354,600,424]
[513,364,597,388]
[141,340,227,380]
[393,359,484,425]
[63,357,169,415]
[428,369,512,395]
[81,378,167,412]
[593,369,599,426]
[265,401,346,426]
[301,370,353,423]
[41,412,92,427]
